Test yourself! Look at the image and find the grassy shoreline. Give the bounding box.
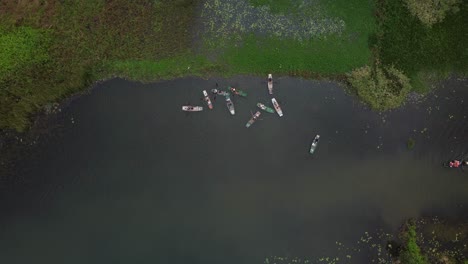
[0,0,198,131]
[0,0,466,131]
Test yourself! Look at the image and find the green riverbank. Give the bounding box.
[0,0,466,131]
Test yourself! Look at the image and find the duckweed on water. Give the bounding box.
[265,218,468,263]
[264,230,394,264]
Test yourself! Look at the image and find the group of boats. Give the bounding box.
[181,74,320,154]
[181,74,284,129]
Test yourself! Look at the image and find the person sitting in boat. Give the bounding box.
[313,137,319,144]
[268,77,272,82]
[449,160,461,168]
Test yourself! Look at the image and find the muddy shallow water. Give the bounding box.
[0,76,467,263]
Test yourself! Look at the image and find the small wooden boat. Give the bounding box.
[182,105,203,112]
[257,103,274,113]
[225,95,235,115]
[229,87,247,97]
[267,74,273,95]
[203,90,213,109]
[310,135,320,154]
[245,111,261,128]
[271,98,283,117]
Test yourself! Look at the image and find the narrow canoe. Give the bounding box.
[182,106,203,112]
[246,111,261,128]
[271,98,283,117]
[203,90,213,109]
[267,74,273,95]
[257,103,274,113]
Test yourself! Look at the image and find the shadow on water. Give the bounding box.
[0,76,467,263]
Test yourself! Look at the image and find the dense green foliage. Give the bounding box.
[376,0,468,91]
[347,64,411,110]
[400,223,428,264]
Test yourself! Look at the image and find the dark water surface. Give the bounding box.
[1,76,467,263]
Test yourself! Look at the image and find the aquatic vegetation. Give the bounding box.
[264,219,468,263]
[264,229,394,264]
[415,217,468,263]
[200,0,345,44]
[347,65,411,110]
[197,0,375,76]
[400,222,428,264]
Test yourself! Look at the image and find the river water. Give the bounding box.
[0,76,467,263]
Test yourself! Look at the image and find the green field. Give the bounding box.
[0,0,466,131]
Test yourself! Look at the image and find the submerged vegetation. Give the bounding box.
[347,64,411,110]
[0,0,466,130]
[262,217,468,264]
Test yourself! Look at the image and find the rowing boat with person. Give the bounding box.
[267,74,273,94]
[181,105,203,112]
[271,98,283,117]
[228,87,247,97]
[225,94,235,115]
[257,102,274,113]
[245,111,261,128]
